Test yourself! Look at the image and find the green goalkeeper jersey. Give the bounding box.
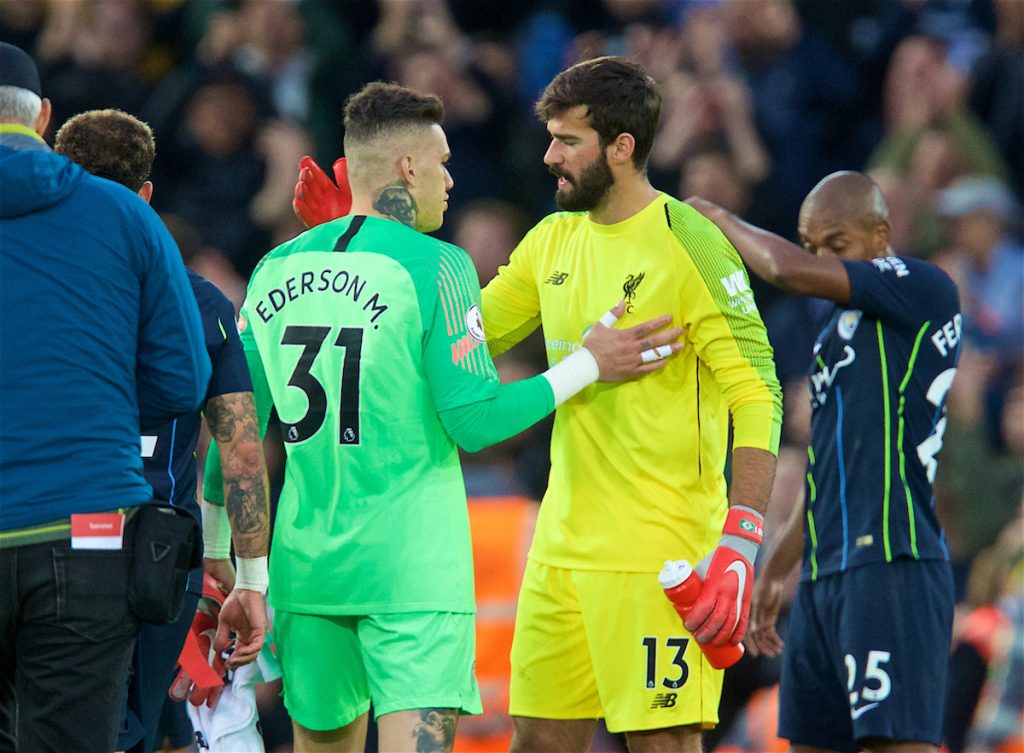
[242,215,502,614]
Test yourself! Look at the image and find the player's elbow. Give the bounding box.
[764,257,800,290]
[453,432,488,454]
[222,439,266,480]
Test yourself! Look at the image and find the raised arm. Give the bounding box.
[686,197,852,304]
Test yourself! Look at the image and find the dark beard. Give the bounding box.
[554,154,614,212]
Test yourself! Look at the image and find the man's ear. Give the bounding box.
[35,98,51,138]
[397,154,416,186]
[874,220,891,252]
[607,133,636,167]
[137,181,154,204]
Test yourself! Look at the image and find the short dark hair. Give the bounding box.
[343,82,444,142]
[535,56,662,169]
[55,109,155,192]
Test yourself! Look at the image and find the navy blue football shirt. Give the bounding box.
[801,256,961,581]
[140,270,251,528]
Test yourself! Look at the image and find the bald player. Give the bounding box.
[689,172,961,753]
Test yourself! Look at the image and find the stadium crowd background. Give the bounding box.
[2,0,1020,750]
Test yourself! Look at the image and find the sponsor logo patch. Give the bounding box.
[466,304,487,342]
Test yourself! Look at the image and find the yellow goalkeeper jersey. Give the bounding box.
[482,194,782,572]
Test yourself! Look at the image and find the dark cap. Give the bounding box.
[0,42,41,96]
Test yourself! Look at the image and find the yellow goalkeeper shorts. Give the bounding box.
[509,559,723,733]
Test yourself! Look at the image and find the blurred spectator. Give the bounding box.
[911,0,996,76]
[200,0,312,122]
[452,199,531,286]
[155,78,269,276]
[160,212,247,312]
[249,119,314,246]
[651,67,770,194]
[943,507,1024,753]
[389,45,511,220]
[962,506,1024,753]
[795,0,912,122]
[195,0,356,163]
[867,36,1009,257]
[1000,371,1024,455]
[0,0,46,52]
[969,0,1024,200]
[680,147,754,217]
[871,36,1005,176]
[36,0,154,135]
[934,175,1023,357]
[724,0,866,235]
[934,344,1023,598]
[365,3,520,225]
[515,8,576,109]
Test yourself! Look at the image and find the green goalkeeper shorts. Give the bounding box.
[273,609,482,731]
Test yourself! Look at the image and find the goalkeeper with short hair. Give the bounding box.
[295,58,783,753]
[209,80,683,753]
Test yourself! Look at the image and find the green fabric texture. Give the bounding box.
[439,374,554,453]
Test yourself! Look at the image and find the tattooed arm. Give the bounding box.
[204,390,270,559]
[204,389,270,667]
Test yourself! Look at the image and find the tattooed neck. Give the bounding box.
[374,185,418,227]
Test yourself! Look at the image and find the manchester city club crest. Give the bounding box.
[837,309,863,340]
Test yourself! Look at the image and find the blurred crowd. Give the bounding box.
[3,0,1021,750]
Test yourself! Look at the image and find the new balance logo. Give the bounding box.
[650,693,677,709]
[546,271,569,285]
[721,270,749,297]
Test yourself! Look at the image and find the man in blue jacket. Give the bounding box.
[0,42,211,753]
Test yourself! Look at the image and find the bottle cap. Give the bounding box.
[657,559,694,589]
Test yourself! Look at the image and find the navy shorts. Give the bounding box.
[778,559,953,753]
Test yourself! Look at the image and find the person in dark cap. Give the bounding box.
[0,42,213,753]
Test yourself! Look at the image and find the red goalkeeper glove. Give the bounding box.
[684,505,764,646]
[168,574,230,708]
[292,155,351,228]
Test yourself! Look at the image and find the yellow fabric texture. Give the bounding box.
[509,560,723,731]
[482,195,782,571]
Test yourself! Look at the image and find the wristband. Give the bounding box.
[720,505,764,565]
[235,556,269,594]
[201,499,231,559]
[541,348,600,406]
[724,505,764,544]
